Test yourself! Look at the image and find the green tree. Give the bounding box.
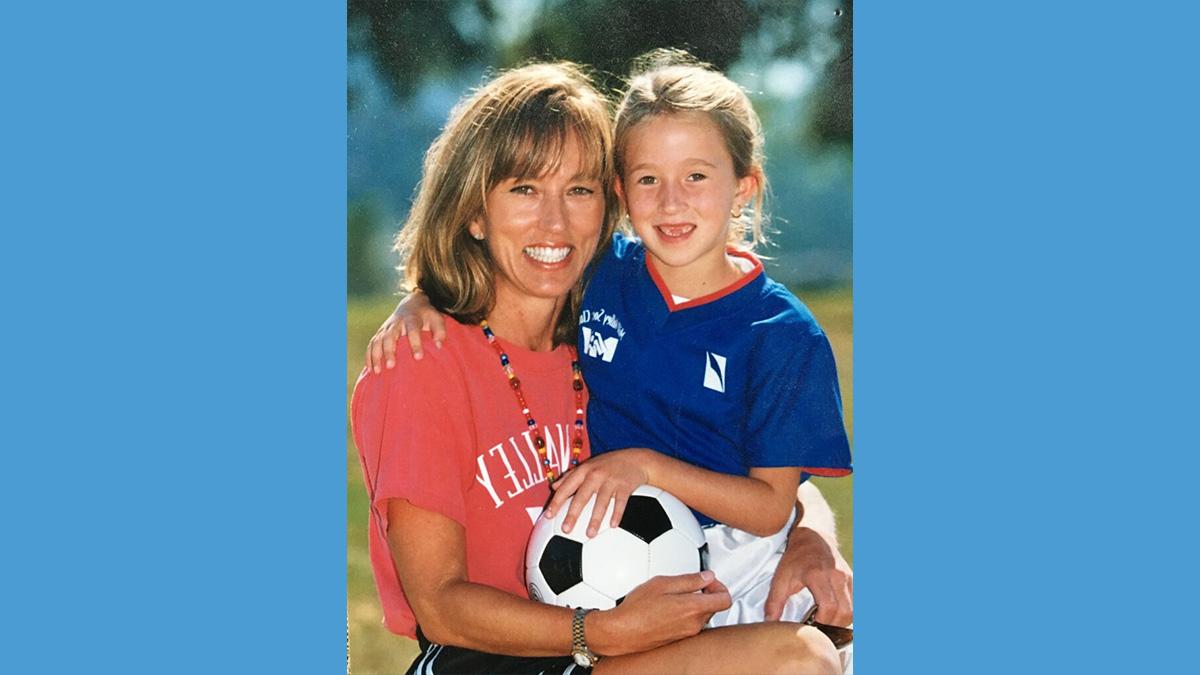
[350,0,851,144]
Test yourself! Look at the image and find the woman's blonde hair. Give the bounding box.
[394,62,618,346]
[614,49,769,251]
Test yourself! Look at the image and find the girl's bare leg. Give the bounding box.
[595,622,840,675]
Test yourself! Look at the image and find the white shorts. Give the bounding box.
[704,509,853,674]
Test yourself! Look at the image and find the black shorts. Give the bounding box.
[407,627,592,675]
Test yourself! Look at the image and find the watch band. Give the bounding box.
[571,607,600,667]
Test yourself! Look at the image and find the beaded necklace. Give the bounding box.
[481,320,584,482]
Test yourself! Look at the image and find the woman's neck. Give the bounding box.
[484,295,564,352]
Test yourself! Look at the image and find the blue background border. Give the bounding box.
[3,3,346,673]
[4,2,1197,673]
[857,3,1198,672]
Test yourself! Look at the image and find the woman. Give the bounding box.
[352,62,842,674]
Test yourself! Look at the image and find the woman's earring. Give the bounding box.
[730,204,744,218]
[471,230,485,241]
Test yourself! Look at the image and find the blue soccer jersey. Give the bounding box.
[578,233,852,527]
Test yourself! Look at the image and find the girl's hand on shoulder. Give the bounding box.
[366,290,447,373]
[544,448,656,538]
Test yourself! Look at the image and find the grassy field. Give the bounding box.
[347,287,853,674]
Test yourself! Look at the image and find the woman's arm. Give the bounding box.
[764,482,853,626]
[387,498,732,657]
[546,449,801,538]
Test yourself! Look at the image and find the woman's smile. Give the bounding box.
[523,244,575,265]
[471,134,604,310]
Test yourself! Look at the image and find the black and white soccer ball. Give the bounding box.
[525,485,709,609]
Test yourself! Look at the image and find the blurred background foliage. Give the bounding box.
[348,2,852,672]
[348,0,852,296]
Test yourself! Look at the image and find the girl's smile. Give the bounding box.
[617,112,757,298]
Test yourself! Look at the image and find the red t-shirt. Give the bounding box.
[351,317,590,637]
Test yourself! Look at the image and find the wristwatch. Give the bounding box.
[571,607,601,667]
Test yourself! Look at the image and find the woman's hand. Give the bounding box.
[764,525,854,627]
[545,448,655,538]
[366,290,447,373]
[589,570,731,656]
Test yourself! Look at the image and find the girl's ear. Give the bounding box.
[735,167,762,207]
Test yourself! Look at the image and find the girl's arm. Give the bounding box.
[366,290,446,372]
[546,458,853,627]
[387,497,731,657]
[546,449,801,538]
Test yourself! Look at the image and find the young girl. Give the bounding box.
[374,50,853,663]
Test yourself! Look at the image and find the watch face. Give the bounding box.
[573,652,594,667]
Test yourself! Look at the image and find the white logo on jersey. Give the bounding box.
[703,352,727,393]
[582,325,620,362]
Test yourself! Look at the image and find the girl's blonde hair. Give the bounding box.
[614,49,769,251]
[394,62,618,346]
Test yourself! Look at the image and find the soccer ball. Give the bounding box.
[525,485,708,609]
